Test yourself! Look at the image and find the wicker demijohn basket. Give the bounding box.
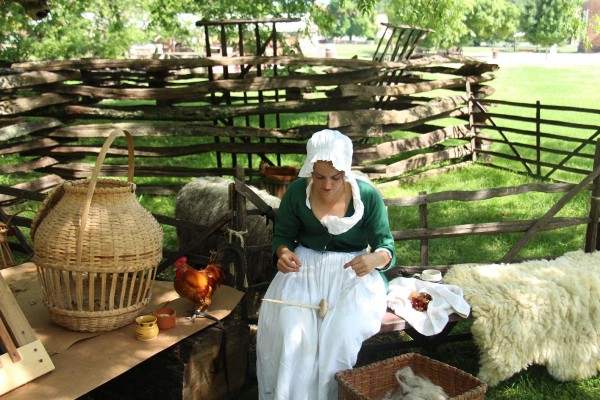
[30,129,163,332]
[335,353,487,400]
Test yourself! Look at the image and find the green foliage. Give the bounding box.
[0,0,318,61]
[464,0,520,44]
[0,4,35,61]
[381,0,475,48]
[1,0,151,60]
[315,0,377,40]
[520,0,587,48]
[146,0,314,40]
[2,0,594,61]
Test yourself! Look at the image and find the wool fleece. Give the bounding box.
[444,250,600,386]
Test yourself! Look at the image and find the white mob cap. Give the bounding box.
[298,129,353,178]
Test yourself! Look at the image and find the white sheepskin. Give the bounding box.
[444,249,600,386]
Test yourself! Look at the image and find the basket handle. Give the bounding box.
[3,209,34,236]
[76,128,135,267]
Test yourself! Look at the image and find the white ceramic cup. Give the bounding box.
[413,269,442,283]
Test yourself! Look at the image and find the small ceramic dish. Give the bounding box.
[153,307,176,330]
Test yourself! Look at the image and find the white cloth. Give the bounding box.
[386,277,470,336]
[299,129,364,235]
[298,129,353,179]
[304,176,364,235]
[257,246,387,400]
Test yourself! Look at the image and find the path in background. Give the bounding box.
[465,49,600,66]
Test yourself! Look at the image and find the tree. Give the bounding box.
[0,0,151,60]
[0,3,34,61]
[0,0,319,61]
[3,0,589,61]
[316,0,377,41]
[465,0,520,45]
[380,0,475,49]
[519,0,586,48]
[32,1,149,60]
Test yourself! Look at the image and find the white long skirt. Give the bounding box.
[256,246,387,400]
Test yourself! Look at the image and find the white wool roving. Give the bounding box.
[444,249,600,386]
[383,367,448,400]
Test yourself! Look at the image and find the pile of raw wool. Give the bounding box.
[383,367,448,400]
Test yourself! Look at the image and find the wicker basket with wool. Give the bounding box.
[335,353,487,400]
[30,129,163,332]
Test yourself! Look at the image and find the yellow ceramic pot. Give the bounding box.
[135,315,159,341]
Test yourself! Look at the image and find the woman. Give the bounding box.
[256,129,396,399]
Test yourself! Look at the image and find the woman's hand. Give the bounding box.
[344,251,389,277]
[276,246,301,273]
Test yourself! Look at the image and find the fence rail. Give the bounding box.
[473,98,600,183]
[1,51,599,275]
[0,53,494,198]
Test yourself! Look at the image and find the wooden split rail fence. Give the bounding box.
[0,53,496,203]
[1,45,599,291]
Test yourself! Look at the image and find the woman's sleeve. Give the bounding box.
[363,185,396,271]
[271,181,302,259]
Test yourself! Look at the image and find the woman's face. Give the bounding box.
[311,161,345,198]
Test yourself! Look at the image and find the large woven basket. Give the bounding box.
[335,353,487,400]
[31,129,163,332]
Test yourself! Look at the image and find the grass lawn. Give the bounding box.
[490,64,600,108]
[5,43,599,399]
[328,42,600,399]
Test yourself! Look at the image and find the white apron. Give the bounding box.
[256,245,387,400]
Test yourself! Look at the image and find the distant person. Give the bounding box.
[548,43,558,62]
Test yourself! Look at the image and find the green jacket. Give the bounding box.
[272,177,396,271]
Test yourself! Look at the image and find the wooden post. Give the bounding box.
[233,165,247,236]
[419,191,429,267]
[536,101,541,177]
[219,24,237,168]
[203,24,222,168]
[585,140,600,252]
[466,81,476,163]
[231,164,249,318]
[235,22,254,170]
[0,270,54,395]
[254,22,265,129]
[272,21,283,166]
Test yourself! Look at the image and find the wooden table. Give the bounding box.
[0,263,243,400]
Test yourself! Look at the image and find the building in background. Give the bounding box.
[582,0,600,51]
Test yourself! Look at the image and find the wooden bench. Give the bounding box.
[367,310,471,352]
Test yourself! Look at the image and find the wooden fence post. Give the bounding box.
[419,191,429,267]
[536,100,541,177]
[466,81,476,163]
[230,164,249,319]
[585,140,600,252]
